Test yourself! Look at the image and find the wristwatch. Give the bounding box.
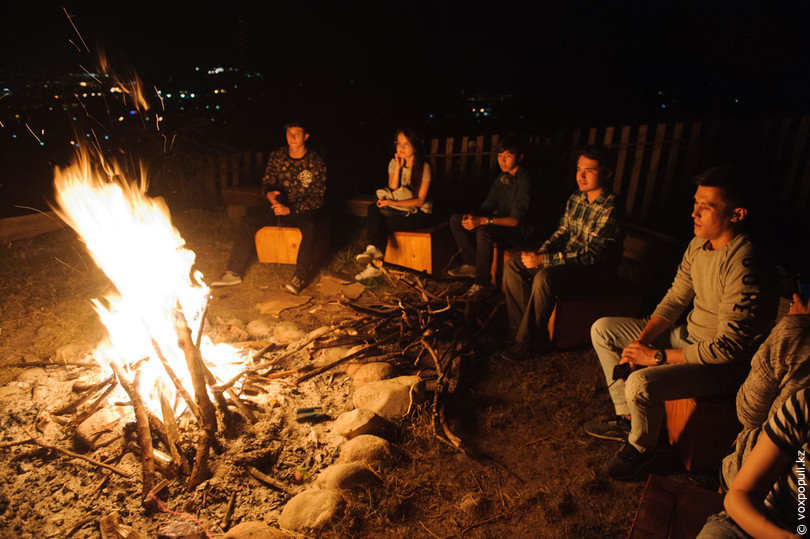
[486,217,494,225]
[653,348,666,365]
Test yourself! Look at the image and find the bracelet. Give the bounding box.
[486,217,493,225]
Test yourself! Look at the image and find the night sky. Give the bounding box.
[5,1,810,116]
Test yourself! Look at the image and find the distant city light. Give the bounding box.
[104,135,109,140]
[129,110,137,115]
[110,87,122,93]
[208,67,225,75]
[79,81,88,87]
[190,93,195,98]
[166,93,172,98]
[117,116,124,122]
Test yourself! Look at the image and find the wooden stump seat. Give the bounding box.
[383,223,455,274]
[665,394,740,472]
[629,474,723,538]
[254,226,301,264]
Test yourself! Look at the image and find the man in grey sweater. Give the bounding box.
[586,166,780,480]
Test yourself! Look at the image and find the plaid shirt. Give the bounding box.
[539,188,625,267]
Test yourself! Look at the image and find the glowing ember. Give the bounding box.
[53,151,245,415]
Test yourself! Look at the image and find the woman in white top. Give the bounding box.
[355,127,433,280]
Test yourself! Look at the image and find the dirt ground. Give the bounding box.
[0,207,719,538]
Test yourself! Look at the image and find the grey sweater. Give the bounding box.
[721,315,810,487]
[652,233,779,365]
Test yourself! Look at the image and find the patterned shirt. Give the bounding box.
[762,388,810,531]
[261,147,327,213]
[539,188,625,267]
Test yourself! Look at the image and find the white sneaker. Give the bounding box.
[461,283,490,300]
[355,245,384,265]
[210,270,242,287]
[355,264,383,281]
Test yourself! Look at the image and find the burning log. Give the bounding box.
[174,314,217,433]
[151,339,203,424]
[53,375,114,415]
[111,364,156,507]
[158,390,191,476]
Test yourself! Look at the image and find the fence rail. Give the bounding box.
[207,115,810,238]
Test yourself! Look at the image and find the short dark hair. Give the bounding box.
[497,135,524,156]
[693,166,750,209]
[283,119,308,134]
[578,145,615,176]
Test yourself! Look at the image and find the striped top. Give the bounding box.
[763,387,810,530]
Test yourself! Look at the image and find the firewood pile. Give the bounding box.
[0,267,500,537]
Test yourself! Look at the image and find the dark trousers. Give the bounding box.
[503,256,611,343]
[226,206,329,282]
[366,203,433,252]
[449,213,527,286]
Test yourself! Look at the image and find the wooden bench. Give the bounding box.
[383,223,455,274]
[629,474,723,538]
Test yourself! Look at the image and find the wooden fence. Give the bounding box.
[207,115,810,240]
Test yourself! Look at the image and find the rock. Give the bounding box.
[75,406,131,450]
[316,346,353,366]
[246,319,274,338]
[315,463,380,491]
[337,435,398,464]
[15,367,48,383]
[351,362,397,387]
[344,362,363,377]
[222,522,288,539]
[278,489,345,532]
[331,409,391,439]
[273,321,306,344]
[225,318,245,329]
[157,520,205,538]
[0,384,26,405]
[352,375,425,419]
[54,344,90,364]
[458,492,488,515]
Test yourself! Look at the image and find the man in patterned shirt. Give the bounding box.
[501,145,626,360]
[212,121,328,294]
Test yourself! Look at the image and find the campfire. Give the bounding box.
[52,150,254,502]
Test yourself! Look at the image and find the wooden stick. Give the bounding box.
[295,333,398,384]
[68,379,118,429]
[225,388,257,423]
[111,365,156,505]
[151,338,203,424]
[174,316,217,433]
[53,375,114,415]
[187,429,212,491]
[19,426,128,477]
[247,466,291,493]
[159,389,191,476]
[221,491,237,531]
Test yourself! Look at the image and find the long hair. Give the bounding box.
[395,127,426,192]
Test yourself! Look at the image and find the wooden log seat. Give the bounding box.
[383,223,455,274]
[664,394,741,472]
[629,474,723,539]
[254,226,301,265]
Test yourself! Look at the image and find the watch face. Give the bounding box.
[655,350,665,364]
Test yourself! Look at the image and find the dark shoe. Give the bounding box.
[500,342,532,361]
[447,264,476,278]
[606,442,656,480]
[284,275,305,294]
[211,270,242,287]
[584,416,631,442]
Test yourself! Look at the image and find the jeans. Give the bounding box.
[225,206,329,282]
[591,316,748,451]
[449,213,527,286]
[503,256,610,343]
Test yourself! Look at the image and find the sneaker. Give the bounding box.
[500,342,533,361]
[355,264,383,281]
[210,270,242,287]
[461,283,491,300]
[284,275,305,294]
[584,416,631,442]
[355,245,384,265]
[447,264,476,278]
[606,442,656,480]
